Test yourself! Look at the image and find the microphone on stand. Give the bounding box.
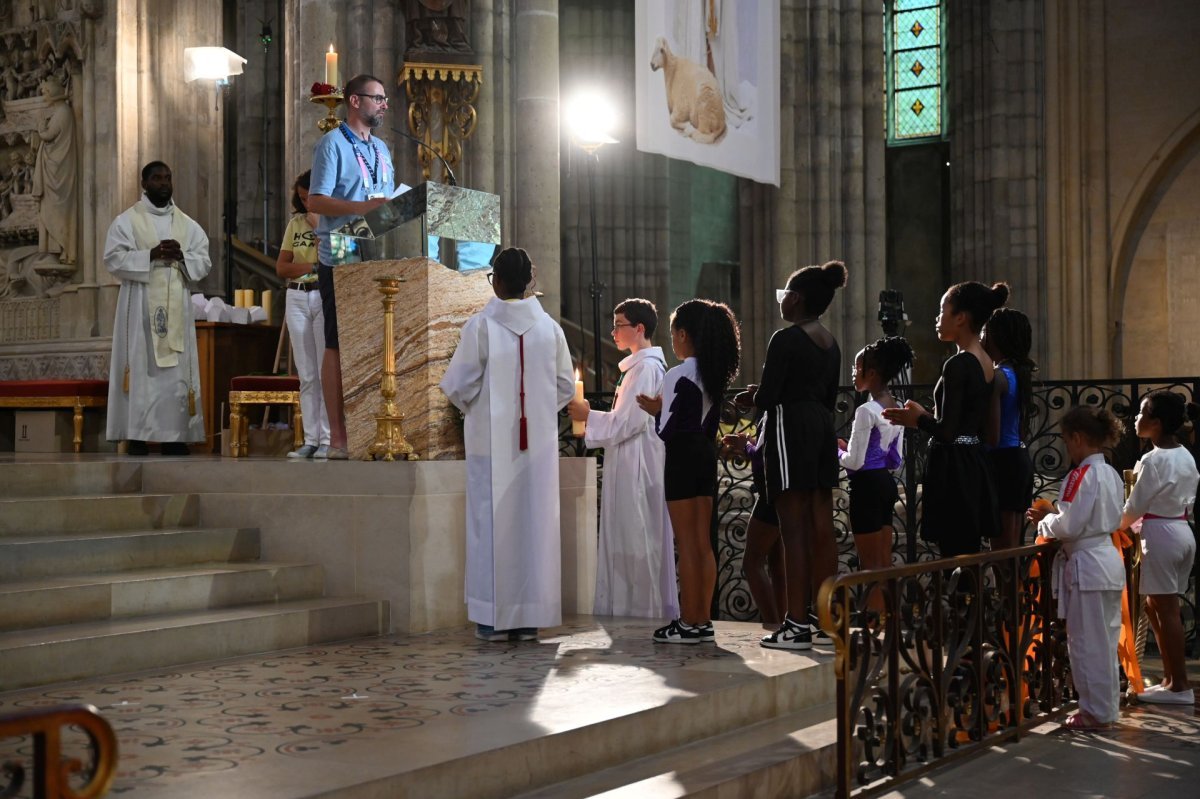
[391,127,458,187]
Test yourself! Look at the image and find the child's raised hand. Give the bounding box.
[635,393,662,415]
[733,384,758,408]
[567,397,591,422]
[721,432,749,457]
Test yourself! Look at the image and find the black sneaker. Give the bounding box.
[126,439,148,456]
[653,619,704,644]
[809,614,833,645]
[695,621,716,642]
[761,617,813,650]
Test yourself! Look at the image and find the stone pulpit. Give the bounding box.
[331,182,501,460]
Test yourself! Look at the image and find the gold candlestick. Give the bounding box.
[366,276,417,461]
[310,92,343,133]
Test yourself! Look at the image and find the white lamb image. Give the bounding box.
[650,36,727,145]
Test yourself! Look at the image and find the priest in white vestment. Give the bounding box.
[104,161,211,454]
[568,299,679,619]
[440,248,575,641]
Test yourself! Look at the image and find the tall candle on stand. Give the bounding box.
[572,369,586,438]
[325,45,338,89]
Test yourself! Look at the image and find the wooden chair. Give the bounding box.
[227,375,302,457]
[0,379,108,452]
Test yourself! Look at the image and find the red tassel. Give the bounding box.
[519,417,528,451]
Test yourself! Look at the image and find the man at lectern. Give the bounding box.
[306,73,396,459]
[440,248,576,642]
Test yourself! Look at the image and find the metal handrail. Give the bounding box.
[817,543,1075,798]
[0,704,117,799]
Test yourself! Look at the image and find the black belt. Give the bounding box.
[287,281,320,292]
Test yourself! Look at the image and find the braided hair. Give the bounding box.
[492,247,533,295]
[982,308,1037,439]
[671,299,741,401]
[860,336,914,385]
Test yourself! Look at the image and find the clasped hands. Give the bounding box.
[150,239,184,264]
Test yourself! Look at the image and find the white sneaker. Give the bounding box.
[288,444,318,459]
[313,444,330,460]
[1136,686,1194,705]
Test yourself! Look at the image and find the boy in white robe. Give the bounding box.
[104,161,211,455]
[568,299,679,619]
[440,248,575,642]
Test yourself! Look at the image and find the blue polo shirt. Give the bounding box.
[310,123,395,265]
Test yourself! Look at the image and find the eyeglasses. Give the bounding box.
[775,289,795,303]
[353,93,388,105]
[486,271,493,285]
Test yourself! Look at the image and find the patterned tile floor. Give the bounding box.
[0,617,828,798]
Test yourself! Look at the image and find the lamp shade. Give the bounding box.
[183,47,247,82]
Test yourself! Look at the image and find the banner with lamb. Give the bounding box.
[635,0,780,186]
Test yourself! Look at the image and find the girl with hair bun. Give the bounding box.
[981,307,1037,548]
[636,299,741,644]
[884,281,1008,555]
[1118,391,1199,705]
[838,336,915,599]
[1026,405,1126,730]
[743,260,847,650]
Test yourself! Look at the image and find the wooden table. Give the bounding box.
[195,322,282,454]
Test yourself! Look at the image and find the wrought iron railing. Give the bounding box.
[561,376,1199,647]
[816,543,1072,798]
[0,704,117,799]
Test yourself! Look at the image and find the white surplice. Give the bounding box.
[440,296,575,630]
[585,347,679,619]
[104,195,211,443]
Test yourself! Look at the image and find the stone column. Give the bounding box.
[947,0,1046,366]
[512,0,562,318]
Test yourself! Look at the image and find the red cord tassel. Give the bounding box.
[519,417,528,450]
[518,334,528,451]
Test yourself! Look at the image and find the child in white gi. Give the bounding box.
[1027,406,1125,730]
[1119,391,1198,704]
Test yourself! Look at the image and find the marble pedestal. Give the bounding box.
[333,258,492,460]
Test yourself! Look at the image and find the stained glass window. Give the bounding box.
[886,0,944,145]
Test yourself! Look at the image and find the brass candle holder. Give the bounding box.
[310,92,343,133]
[366,276,418,461]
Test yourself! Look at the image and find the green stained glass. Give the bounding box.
[893,8,939,51]
[894,47,940,90]
[893,87,941,140]
[894,0,937,11]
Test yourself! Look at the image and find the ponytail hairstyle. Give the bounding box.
[860,336,915,386]
[1142,391,1192,437]
[492,247,534,295]
[785,260,848,316]
[291,170,312,214]
[946,280,1009,333]
[982,307,1037,439]
[1061,405,1124,449]
[670,299,741,401]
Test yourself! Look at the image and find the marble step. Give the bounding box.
[0,460,142,498]
[513,705,837,799]
[0,562,325,631]
[0,527,260,580]
[0,597,386,691]
[0,493,199,537]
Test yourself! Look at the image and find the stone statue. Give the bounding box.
[31,78,77,265]
[0,53,20,102]
[404,0,472,57]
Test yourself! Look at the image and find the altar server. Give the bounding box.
[440,247,575,642]
[1027,406,1126,730]
[568,298,679,619]
[104,161,211,455]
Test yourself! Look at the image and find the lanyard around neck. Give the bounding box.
[338,123,386,190]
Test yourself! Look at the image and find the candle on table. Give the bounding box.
[260,289,273,323]
[572,369,585,438]
[325,45,338,89]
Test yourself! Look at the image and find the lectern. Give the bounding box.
[329,182,501,460]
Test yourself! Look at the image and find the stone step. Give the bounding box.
[0,460,142,498]
[0,494,199,537]
[0,597,387,691]
[0,527,260,580]
[512,706,837,799]
[0,562,325,631]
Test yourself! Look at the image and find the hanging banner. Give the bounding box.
[635,0,780,186]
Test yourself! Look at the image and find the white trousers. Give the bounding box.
[285,288,330,447]
[1065,584,1123,723]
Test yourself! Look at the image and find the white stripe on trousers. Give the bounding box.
[774,405,789,491]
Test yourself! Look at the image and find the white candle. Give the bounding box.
[325,45,338,89]
[572,370,585,438]
[260,290,273,324]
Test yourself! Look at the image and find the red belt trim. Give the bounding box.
[518,334,528,451]
[1142,512,1187,520]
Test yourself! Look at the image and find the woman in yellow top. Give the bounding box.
[275,170,330,458]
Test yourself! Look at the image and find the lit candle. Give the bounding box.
[572,369,586,438]
[325,45,338,89]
